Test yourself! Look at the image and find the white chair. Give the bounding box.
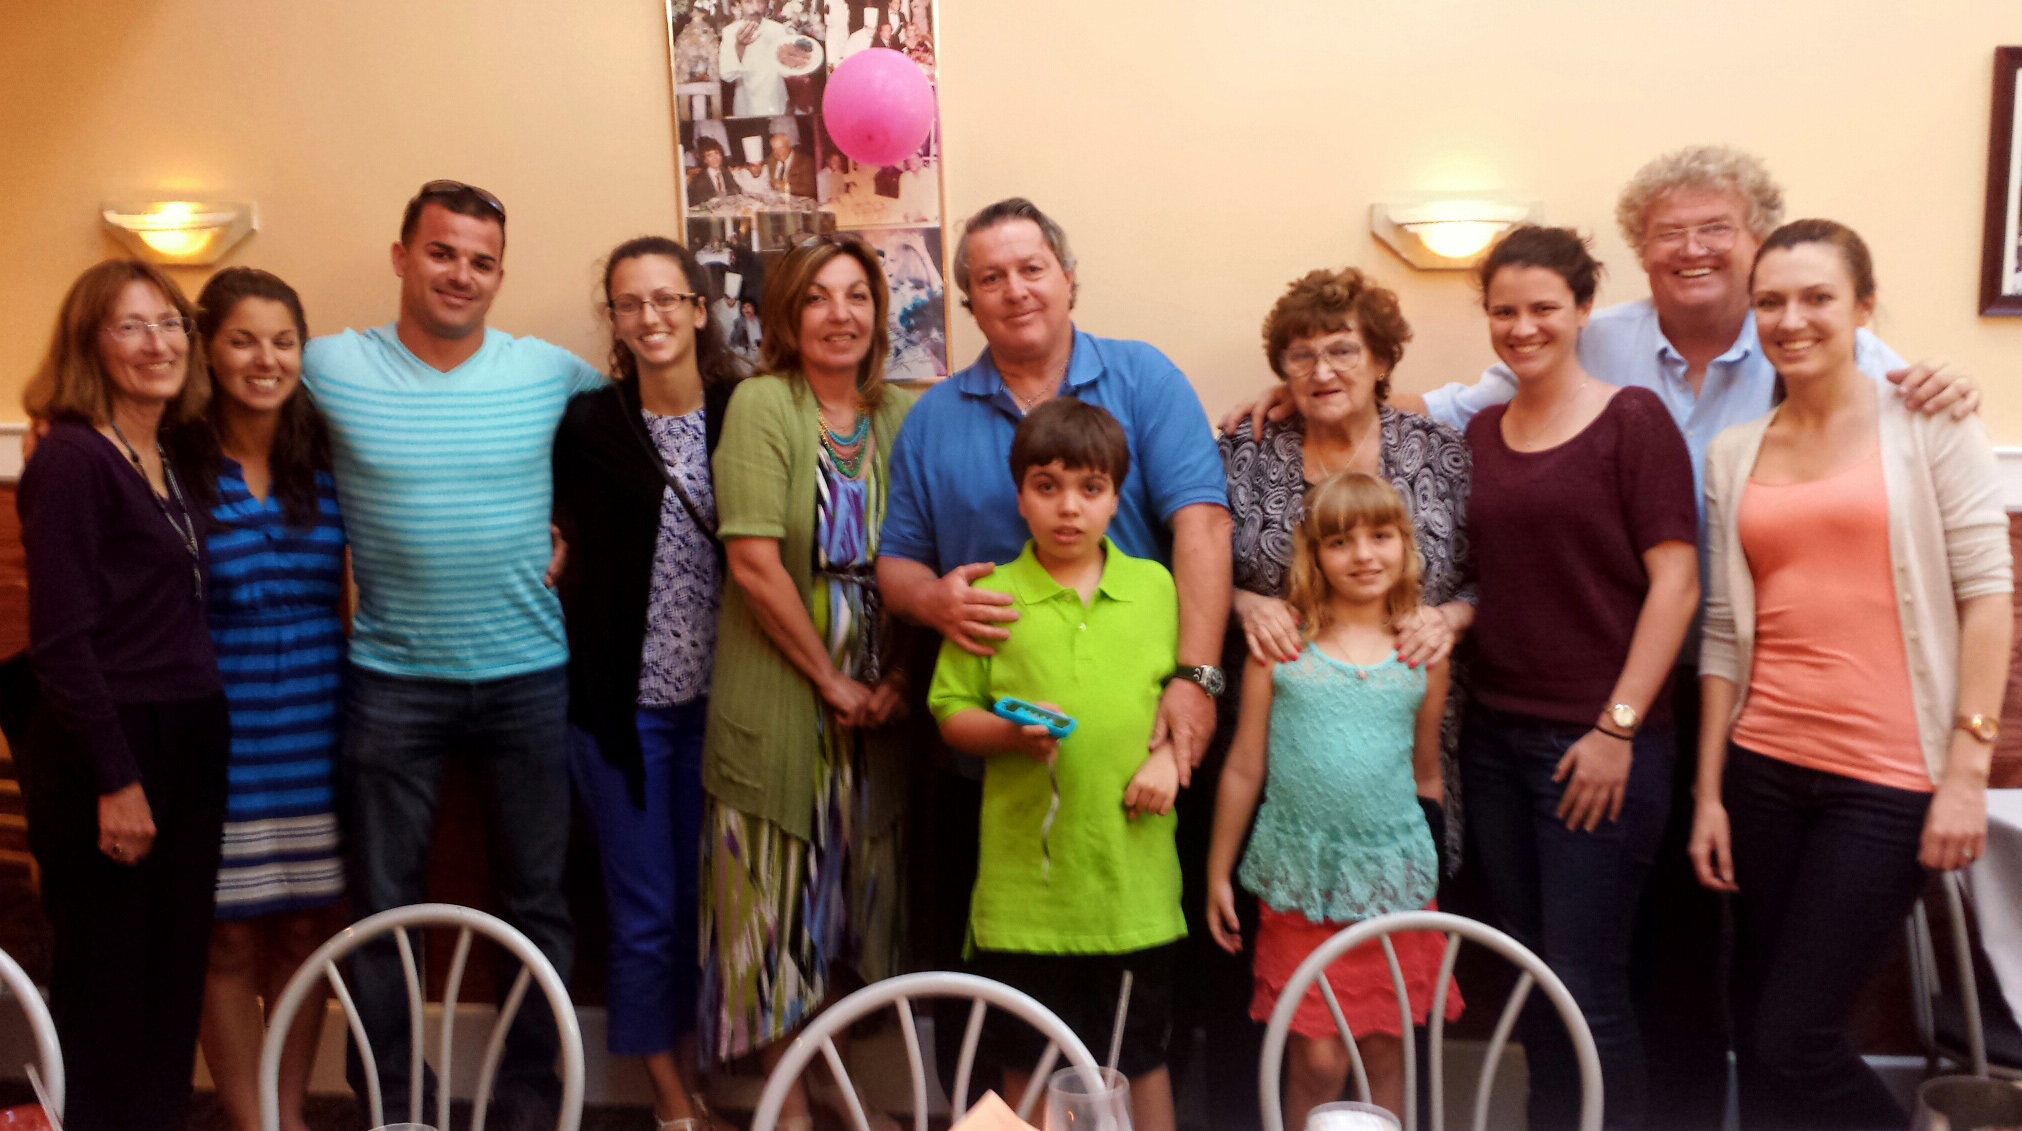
[256,902,584,1131]
[750,971,1105,1131]
[0,943,61,1119]
[1907,870,2022,1079]
[1258,910,1602,1131]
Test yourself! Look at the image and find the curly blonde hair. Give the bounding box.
[1616,145,1785,249]
[1286,473,1422,635]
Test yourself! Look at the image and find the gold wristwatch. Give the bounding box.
[1600,702,1642,739]
[1958,713,2001,745]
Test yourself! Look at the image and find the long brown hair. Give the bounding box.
[1286,473,1423,635]
[757,235,890,408]
[600,235,743,388]
[23,259,210,426]
[173,268,333,529]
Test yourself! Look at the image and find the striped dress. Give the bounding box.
[207,461,348,918]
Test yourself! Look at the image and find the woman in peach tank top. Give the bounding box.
[1688,220,2012,1131]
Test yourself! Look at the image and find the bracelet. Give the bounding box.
[1596,725,1634,741]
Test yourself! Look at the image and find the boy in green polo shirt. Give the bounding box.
[927,398,1185,1131]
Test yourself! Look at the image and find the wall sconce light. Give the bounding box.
[101,200,257,266]
[1370,200,1538,269]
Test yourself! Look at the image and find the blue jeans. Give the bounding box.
[1460,704,1673,1131]
[338,663,574,1117]
[567,701,708,1057]
[1724,744,1931,1131]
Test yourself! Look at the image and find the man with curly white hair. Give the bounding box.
[1415,144,1980,1130]
[1230,143,1981,1129]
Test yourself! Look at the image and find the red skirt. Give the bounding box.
[1248,902,1465,1039]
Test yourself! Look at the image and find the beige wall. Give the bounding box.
[4,0,2021,437]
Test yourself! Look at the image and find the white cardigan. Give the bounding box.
[1700,381,2012,782]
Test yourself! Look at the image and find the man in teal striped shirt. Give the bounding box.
[301,181,604,1128]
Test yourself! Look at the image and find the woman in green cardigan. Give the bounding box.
[700,234,915,1121]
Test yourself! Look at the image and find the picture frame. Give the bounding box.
[1979,45,2022,315]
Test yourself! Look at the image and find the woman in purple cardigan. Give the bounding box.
[17,259,230,1131]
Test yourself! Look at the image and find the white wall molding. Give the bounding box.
[1999,447,2022,513]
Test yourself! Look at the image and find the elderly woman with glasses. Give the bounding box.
[1197,268,1474,1123]
[552,236,744,1131]
[699,234,915,1127]
[1218,267,1475,849]
[16,259,231,1131]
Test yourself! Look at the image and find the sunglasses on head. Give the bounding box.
[414,179,506,222]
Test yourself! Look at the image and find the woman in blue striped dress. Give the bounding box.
[180,268,347,1131]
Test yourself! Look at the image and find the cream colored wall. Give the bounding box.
[3,0,2020,437]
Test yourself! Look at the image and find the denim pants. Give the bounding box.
[1724,744,1932,1131]
[339,663,574,1116]
[567,701,708,1057]
[1460,704,1673,1131]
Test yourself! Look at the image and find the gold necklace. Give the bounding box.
[1006,380,1054,413]
[1305,412,1380,480]
[1510,381,1591,449]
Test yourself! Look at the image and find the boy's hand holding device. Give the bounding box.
[992,696,1073,762]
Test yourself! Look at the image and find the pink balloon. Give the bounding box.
[822,48,936,168]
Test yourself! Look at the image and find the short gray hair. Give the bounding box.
[1616,145,1785,249]
[952,197,1078,306]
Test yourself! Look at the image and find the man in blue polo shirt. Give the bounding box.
[302,181,604,1129]
[880,197,1231,764]
[878,196,1232,1112]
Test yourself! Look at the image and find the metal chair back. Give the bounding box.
[750,970,1105,1131]
[1257,910,1602,1131]
[0,943,60,1119]
[256,902,584,1131]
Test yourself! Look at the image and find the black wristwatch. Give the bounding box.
[1169,664,1227,697]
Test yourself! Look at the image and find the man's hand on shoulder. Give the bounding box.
[917,561,1018,656]
[1890,359,1980,420]
[1216,384,1295,437]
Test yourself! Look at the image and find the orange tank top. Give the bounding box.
[1729,447,1929,793]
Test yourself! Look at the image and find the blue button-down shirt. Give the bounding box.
[883,329,1229,571]
[1420,299,1907,506]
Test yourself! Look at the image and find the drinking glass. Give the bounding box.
[1912,1074,2022,1131]
[1305,1100,1402,1131]
[1044,1066,1131,1131]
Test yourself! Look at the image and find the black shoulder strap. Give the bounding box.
[620,395,720,545]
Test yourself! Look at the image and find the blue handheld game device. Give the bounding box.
[991,696,1077,739]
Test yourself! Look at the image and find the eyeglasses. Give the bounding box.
[1281,341,1364,378]
[609,291,704,319]
[413,179,507,223]
[1647,221,1739,251]
[104,316,194,343]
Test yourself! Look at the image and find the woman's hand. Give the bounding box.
[1553,730,1631,832]
[820,672,874,728]
[1233,589,1301,664]
[1392,604,1457,668]
[1207,874,1244,954]
[98,782,156,865]
[1687,798,1738,892]
[859,675,906,728]
[1920,778,1988,871]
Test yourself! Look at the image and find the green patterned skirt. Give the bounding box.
[698,728,903,1062]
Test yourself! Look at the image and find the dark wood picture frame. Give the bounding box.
[1980,46,2022,315]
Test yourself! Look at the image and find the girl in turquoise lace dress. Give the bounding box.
[1206,472,1460,1126]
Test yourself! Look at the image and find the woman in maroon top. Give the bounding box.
[17,260,229,1131]
[1458,227,1699,1131]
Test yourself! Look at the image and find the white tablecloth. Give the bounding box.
[1970,789,2022,1027]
